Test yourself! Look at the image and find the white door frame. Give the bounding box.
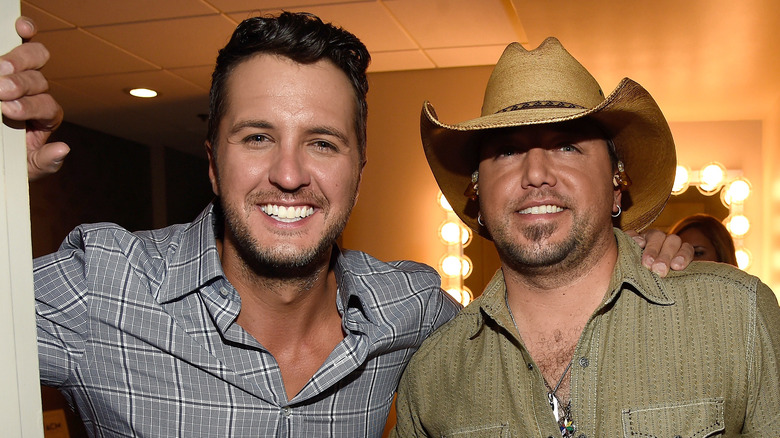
[0,0,45,436]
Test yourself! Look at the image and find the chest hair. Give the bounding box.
[522,325,583,404]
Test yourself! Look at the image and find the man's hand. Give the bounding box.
[628,229,694,277]
[0,16,68,181]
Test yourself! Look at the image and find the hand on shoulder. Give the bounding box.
[627,228,694,277]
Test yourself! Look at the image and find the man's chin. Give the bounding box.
[494,231,577,270]
[239,242,334,278]
[262,245,328,268]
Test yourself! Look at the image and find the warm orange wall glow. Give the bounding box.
[765,98,780,294]
[342,66,491,270]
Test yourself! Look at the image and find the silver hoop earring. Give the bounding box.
[477,213,485,226]
[611,205,622,218]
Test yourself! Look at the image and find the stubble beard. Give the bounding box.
[219,189,356,280]
[489,204,605,280]
[492,219,584,270]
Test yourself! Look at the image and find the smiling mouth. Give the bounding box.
[261,204,315,222]
[518,204,564,215]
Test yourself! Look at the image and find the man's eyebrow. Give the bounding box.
[307,126,351,145]
[229,119,273,136]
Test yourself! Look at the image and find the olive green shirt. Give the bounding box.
[393,230,780,437]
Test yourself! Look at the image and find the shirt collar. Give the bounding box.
[468,270,516,340]
[606,228,675,307]
[157,202,225,303]
[471,228,674,337]
[333,248,380,326]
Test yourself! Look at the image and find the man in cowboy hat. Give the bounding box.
[392,38,780,437]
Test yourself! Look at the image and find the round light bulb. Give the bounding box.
[672,166,690,194]
[727,215,750,237]
[699,163,726,192]
[445,287,473,306]
[460,255,472,279]
[735,248,751,270]
[439,221,462,245]
[437,192,453,212]
[460,226,473,246]
[441,255,463,277]
[725,179,751,204]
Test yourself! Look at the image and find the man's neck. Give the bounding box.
[216,237,345,400]
[502,230,618,328]
[216,237,340,335]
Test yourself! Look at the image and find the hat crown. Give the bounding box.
[482,38,605,117]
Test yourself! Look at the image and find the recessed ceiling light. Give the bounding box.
[128,88,158,98]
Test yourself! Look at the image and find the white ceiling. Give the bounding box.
[20,0,780,156]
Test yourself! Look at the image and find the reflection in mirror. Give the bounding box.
[650,187,729,231]
[650,165,752,269]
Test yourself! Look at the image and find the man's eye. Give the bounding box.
[244,134,269,143]
[560,144,578,152]
[313,140,336,150]
[496,146,516,157]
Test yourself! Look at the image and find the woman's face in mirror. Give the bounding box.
[678,227,719,262]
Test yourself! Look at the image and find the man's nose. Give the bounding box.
[520,148,556,189]
[268,144,310,191]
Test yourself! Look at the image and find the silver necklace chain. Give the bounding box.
[505,291,577,437]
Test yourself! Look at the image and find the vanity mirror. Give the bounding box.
[650,163,752,269]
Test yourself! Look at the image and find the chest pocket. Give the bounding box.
[621,398,725,438]
[443,423,510,437]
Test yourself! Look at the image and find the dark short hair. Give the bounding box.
[208,12,370,161]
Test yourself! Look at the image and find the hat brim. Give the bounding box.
[422,78,676,239]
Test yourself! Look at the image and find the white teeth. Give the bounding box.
[519,204,564,215]
[261,204,315,222]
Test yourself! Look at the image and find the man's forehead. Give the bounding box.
[227,53,342,87]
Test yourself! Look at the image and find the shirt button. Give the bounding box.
[578,434,587,438]
[674,436,682,438]
[281,406,292,417]
[527,363,534,370]
[579,357,589,368]
[219,287,229,296]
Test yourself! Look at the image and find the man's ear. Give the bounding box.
[613,188,623,214]
[206,141,219,196]
[352,159,367,208]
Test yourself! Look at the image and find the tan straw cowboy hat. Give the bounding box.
[421,37,676,238]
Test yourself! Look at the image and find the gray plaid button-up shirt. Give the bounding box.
[35,203,460,437]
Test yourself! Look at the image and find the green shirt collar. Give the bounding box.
[471,228,675,338]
